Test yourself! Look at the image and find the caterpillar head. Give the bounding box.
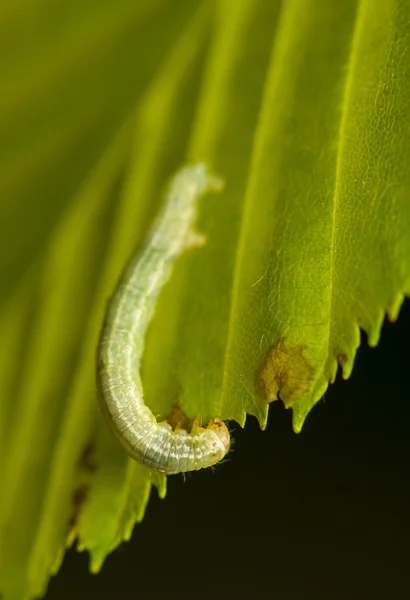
[206,417,231,453]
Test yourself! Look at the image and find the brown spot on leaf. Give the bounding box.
[337,353,348,367]
[166,406,192,430]
[68,485,89,533]
[256,338,314,409]
[78,441,97,472]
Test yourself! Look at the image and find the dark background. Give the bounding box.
[46,301,410,600]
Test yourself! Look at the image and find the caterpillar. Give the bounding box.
[97,163,230,474]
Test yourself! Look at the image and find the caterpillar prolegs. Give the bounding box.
[97,164,230,474]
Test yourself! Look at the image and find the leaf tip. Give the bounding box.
[335,352,354,380]
[291,405,308,433]
[153,472,167,499]
[89,553,104,575]
[387,292,405,323]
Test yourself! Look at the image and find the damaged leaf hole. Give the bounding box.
[256,337,315,409]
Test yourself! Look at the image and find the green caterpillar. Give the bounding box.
[97,164,230,474]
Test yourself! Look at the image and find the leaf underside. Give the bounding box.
[1,0,409,598]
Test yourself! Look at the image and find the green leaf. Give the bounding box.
[145,0,410,434]
[223,0,410,432]
[1,1,410,598]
